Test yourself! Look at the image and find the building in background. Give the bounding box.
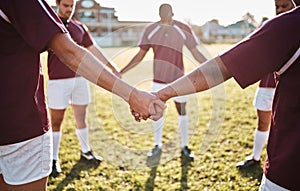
[73,0,149,47]
[200,19,256,44]
[53,0,257,46]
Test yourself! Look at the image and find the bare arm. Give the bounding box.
[157,56,232,102]
[190,47,207,64]
[120,49,147,74]
[87,44,121,78]
[49,33,165,120]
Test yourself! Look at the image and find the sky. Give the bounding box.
[47,0,276,26]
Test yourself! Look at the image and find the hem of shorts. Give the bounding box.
[253,106,272,112]
[3,130,52,185]
[3,170,51,186]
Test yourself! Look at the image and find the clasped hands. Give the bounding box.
[128,89,166,122]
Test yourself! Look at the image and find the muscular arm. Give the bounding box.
[120,49,147,74]
[87,44,121,77]
[49,33,165,120]
[190,47,207,64]
[157,56,232,102]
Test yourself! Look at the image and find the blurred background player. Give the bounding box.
[152,5,300,189]
[48,0,121,176]
[120,3,206,165]
[0,0,165,190]
[236,0,295,169]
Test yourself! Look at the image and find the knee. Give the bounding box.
[175,102,186,115]
[51,118,63,131]
[258,119,270,131]
[178,109,186,115]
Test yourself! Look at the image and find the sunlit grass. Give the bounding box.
[43,44,263,191]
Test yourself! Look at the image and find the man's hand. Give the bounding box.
[129,89,166,122]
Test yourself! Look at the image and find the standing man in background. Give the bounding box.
[120,3,206,166]
[0,1,165,190]
[48,0,122,177]
[150,4,300,190]
[236,0,296,169]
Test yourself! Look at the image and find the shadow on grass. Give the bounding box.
[180,154,193,191]
[145,166,158,191]
[144,150,161,191]
[51,159,100,191]
[237,164,263,182]
[144,153,193,191]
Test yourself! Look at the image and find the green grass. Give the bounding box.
[43,44,264,191]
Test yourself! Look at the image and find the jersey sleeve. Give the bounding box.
[138,24,152,51]
[80,23,94,48]
[183,24,199,50]
[2,0,68,53]
[220,13,300,89]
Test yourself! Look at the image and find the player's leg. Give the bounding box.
[151,82,165,149]
[249,88,274,161]
[71,77,102,164]
[149,82,166,148]
[146,82,164,167]
[50,108,66,176]
[174,100,194,161]
[5,177,48,191]
[152,117,164,149]
[146,115,164,167]
[47,79,71,176]
[175,101,188,147]
[72,104,91,153]
[0,174,7,191]
[0,130,52,191]
[237,87,274,169]
[253,109,271,159]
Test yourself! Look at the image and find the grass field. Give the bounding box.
[42,44,264,191]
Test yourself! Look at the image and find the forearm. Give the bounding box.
[191,47,207,64]
[120,59,138,74]
[158,56,231,102]
[120,50,146,74]
[49,33,133,102]
[76,51,134,101]
[48,33,166,120]
[88,45,119,72]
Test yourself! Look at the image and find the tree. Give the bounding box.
[242,12,257,27]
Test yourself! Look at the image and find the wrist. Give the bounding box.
[156,91,168,102]
[112,78,135,103]
[128,87,138,104]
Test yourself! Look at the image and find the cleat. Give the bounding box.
[181,146,194,161]
[80,150,103,164]
[146,145,162,167]
[50,160,62,177]
[236,156,260,169]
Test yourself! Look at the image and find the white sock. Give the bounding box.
[179,115,189,148]
[75,127,90,153]
[153,117,164,148]
[252,129,269,160]
[52,131,62,160]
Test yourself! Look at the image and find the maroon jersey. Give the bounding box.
[259,73,276,88]
[139,20,199,83]
[0,0,67,145]
[48,19,93,79]
[220,8,300,190]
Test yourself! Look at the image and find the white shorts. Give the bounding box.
[259,174,289,191]
[152,82,189,103]
[0,130,52,185]
[47,77,91,109]
[253,87,275,111]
